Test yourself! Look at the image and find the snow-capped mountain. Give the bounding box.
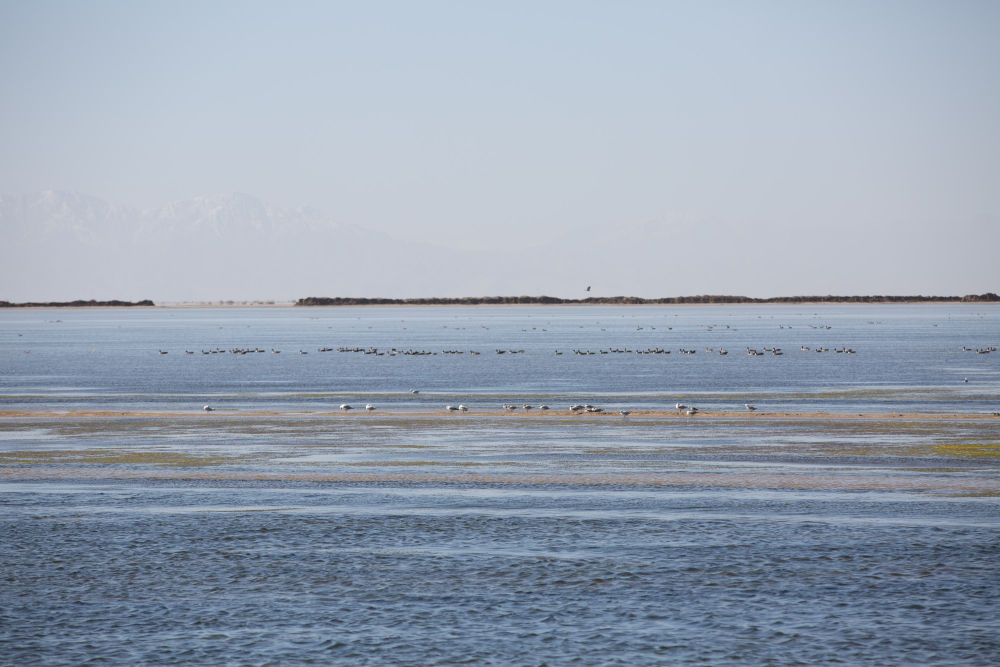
[1,190,136,243]
[136,193,350,240]
[0,190,708,303]
[0,190,498,302]
[1,190,355,244]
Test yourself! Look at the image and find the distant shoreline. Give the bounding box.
[295,294,1000,306]
[2,294,998,308]
[0,299,155,308]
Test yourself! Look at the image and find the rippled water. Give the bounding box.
[2,478,998,665]
[2,305,999,664]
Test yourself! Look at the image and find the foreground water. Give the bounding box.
[1,305,998,664]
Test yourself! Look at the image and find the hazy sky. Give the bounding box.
[2,0,998,296]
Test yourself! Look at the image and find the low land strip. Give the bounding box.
[297,294,1000,306]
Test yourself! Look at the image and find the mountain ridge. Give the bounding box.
[3,190,995,302]
[1,190,487,301]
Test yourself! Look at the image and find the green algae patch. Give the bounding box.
[0,449,233,467]
[932,442,1000,459]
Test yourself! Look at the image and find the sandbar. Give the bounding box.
[0,408,997,421]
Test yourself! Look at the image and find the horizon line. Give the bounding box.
[3,293,999,308]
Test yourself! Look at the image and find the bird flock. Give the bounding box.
[156,344,871,358]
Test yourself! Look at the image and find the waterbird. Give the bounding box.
[340,404,352,410]
[745,404,757,411]
[446,405,458,412]
[619,410,631,416]
[458,404,468,412]
[675,403,687,410]
[686,407,698,415]
[202,405,214,412]
[365,404,375,411]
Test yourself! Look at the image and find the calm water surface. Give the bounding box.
[2,303,998,413]
[1,305,998,665]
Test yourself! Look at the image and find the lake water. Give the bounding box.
[2,303,999,413]
[1,304,998,665]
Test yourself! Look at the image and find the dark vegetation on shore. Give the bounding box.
[3,294,996,308]
[0,299,155,308]
[297,293,999,306]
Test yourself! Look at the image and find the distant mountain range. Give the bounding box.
[5,190,703,302]
[3,190,995,302]
[0,190,511,301]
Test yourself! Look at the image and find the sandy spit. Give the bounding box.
[0,408,997,421]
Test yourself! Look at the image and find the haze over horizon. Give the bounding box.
[2,1,998,301]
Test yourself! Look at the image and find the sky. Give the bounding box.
[1,0,998,298]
